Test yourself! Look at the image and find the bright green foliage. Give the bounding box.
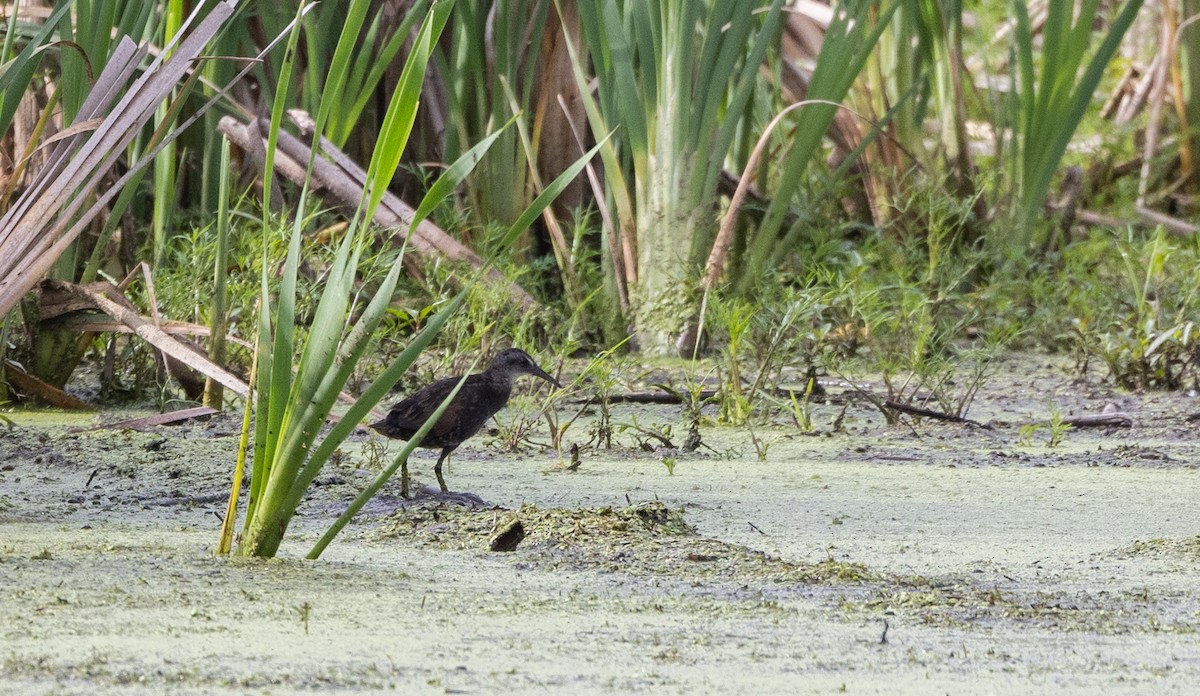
[564,0,786,353]
[309,1,429,149]
[441,0,552,229]
[0,2,73,134]
[237,0,460,557]
[1010,0,1143,247]
[1093,230,1200,389]
[740,1,898,289]
[233,0,605,557]
[1182,0,1200,181]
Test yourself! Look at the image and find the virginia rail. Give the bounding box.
[371,348,562,497]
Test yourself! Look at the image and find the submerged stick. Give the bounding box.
[883,399,991,429]
[2,360,93,410]
[1060,412,1134,428]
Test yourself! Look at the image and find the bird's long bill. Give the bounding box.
[533,365,563,389]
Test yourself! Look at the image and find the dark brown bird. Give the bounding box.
[371,348,562,497]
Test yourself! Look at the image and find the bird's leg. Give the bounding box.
[434,447,453,493]
[400,456,411,499]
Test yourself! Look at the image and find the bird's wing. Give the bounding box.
[382,377,458,430]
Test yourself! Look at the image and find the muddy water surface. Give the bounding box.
[2,355,1199,694]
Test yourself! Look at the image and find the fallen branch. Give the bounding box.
[623,424,676,449]
[882,399,991,429]
[44,314,254,351]
[1076,209,1134,229]
[1135,205,1198,236]
[91,406,219,431]
[139,492,229,508]
[596,390,719,405]
[1060,412,1134,428]
[3,360,94,410]
[217,112,537,309]
[41,279,249,397]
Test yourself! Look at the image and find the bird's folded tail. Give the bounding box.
[370,414,417,441]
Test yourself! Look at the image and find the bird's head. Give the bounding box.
[490,348,562,389]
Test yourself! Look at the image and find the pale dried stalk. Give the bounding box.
[41,279,250,397]
[0,1,237,317]
[558,92,629,314]
[216,112,539,308]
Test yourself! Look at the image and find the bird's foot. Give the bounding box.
[411,484,490,508]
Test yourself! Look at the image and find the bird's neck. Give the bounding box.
[480,371,516,393]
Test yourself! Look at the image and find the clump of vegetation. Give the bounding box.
[377,500,878,585]
[1090,231,1200,390]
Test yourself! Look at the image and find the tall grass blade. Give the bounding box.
[0,1,74,134]
[1011,0,1144,248]
[740,1,898,293]
[237,0,461,557]
[203,137,233,409]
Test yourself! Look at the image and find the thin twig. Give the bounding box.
[883,399,991,429]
